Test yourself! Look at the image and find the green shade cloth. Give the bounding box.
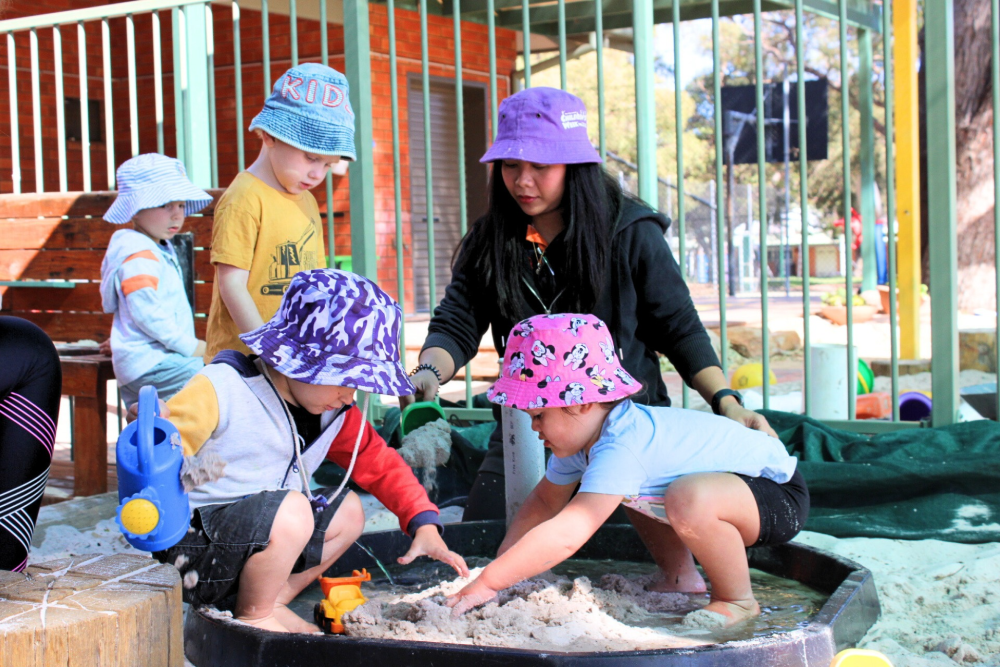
[763,410,1000,543]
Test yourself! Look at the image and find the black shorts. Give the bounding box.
[153,486,350,608]
[736,469,810,546]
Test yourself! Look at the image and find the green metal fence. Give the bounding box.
[0,0,984,430]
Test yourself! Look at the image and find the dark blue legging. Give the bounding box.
[0,317,61,571]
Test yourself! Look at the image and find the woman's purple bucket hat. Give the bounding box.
[240,269,414,396]
[480,87,602,165]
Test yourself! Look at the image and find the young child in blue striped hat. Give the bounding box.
[100,153,213,406]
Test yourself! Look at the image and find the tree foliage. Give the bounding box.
[533,47,712,187]
[536,11,892,235]
[683,11,888,230]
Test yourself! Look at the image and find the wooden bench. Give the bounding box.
[0,190,222,497]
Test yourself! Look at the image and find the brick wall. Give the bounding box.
[0,1,518,313]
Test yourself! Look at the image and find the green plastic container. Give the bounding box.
[333,255,353,273]
[857,359,875,395]
[400,401,447,437]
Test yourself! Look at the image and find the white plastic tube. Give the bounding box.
[806,344,854,420]
[502,406,545,527]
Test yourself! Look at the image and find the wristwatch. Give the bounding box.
[711,388,743,416]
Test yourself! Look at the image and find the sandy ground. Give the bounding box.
[796,531,1000,666]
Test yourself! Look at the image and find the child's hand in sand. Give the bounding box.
[445,578,499,616]
[398,524,470,577]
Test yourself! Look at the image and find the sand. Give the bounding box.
[29,517,141,564]
[343,568,705,652]
[396,419,452,493]
[27,494,1000,664]
[795,531,1000,666]
[180,451,227,493]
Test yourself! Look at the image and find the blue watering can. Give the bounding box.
[115,385,190,552]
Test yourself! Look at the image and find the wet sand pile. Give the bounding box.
[343,568,706,652]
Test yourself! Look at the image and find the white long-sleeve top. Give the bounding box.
[100,229,198,385]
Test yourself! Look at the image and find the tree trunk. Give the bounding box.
[920,0,995,311]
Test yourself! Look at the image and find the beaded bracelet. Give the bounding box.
[409,363,442,384]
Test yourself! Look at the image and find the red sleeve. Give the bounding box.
[325,406,439,534]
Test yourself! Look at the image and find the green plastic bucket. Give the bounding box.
[400,401,447,437]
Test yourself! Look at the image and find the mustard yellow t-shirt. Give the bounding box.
[205,171,327,360]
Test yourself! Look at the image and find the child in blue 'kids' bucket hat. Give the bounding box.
[153,268,469,633]
[205,63,356,364]
[100,153,213,407]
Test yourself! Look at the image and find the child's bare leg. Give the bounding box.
[625,507,706,593]
[663,473,762,627]
[271,492,366,633]
[234,491,314,632]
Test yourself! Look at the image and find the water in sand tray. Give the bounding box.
[289,556,827,649]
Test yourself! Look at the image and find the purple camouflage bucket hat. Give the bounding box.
[480,87,602,165]
[240,269,414,396]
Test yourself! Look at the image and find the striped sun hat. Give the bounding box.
[103,154,213,224]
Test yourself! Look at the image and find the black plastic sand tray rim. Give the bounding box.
[184,521,880,667]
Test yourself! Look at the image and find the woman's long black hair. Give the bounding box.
[454,162,625,323]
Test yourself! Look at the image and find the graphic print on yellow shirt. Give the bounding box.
[205,171,327,360]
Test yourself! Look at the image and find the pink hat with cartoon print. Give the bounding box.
[487,313,641,409]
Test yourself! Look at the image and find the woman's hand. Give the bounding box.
[445,577,500,616]
[400,369,441,408]
[721,400,779,438]
[398,524,469,577]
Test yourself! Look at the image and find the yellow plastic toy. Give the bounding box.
[313,569,372,634]
[730,363,779,390]
[830,649,894,667]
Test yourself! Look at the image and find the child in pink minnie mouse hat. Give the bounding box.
[447,313,809,629]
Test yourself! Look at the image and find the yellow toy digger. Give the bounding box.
[314,569,372,634]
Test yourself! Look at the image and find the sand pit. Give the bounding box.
[343,567,708,652]
[29,494,1000,664]
[339,559,827,653]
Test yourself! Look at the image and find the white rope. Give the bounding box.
[261,363,369,505]
[329,392,369,501]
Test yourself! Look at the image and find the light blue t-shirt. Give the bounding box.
[545,400,798,498]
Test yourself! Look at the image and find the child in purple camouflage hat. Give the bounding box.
[152,269,468,633]
[447,314,808,629]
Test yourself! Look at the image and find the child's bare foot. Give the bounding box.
[682,599,760,629]
[273,603,322,634]
[646,568,707,594]
[237,613,292,633]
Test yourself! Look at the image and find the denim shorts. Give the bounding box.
[621,470,810,547]
[153,486,349,608]
[119,353,204,406]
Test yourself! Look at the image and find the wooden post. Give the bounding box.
[60,355,114,496]
[0,554,183,666]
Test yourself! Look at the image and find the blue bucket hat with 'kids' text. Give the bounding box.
[249,63,357,160]
[480,87,601,165]
[103,154,213,224]
[240,269,414,396]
